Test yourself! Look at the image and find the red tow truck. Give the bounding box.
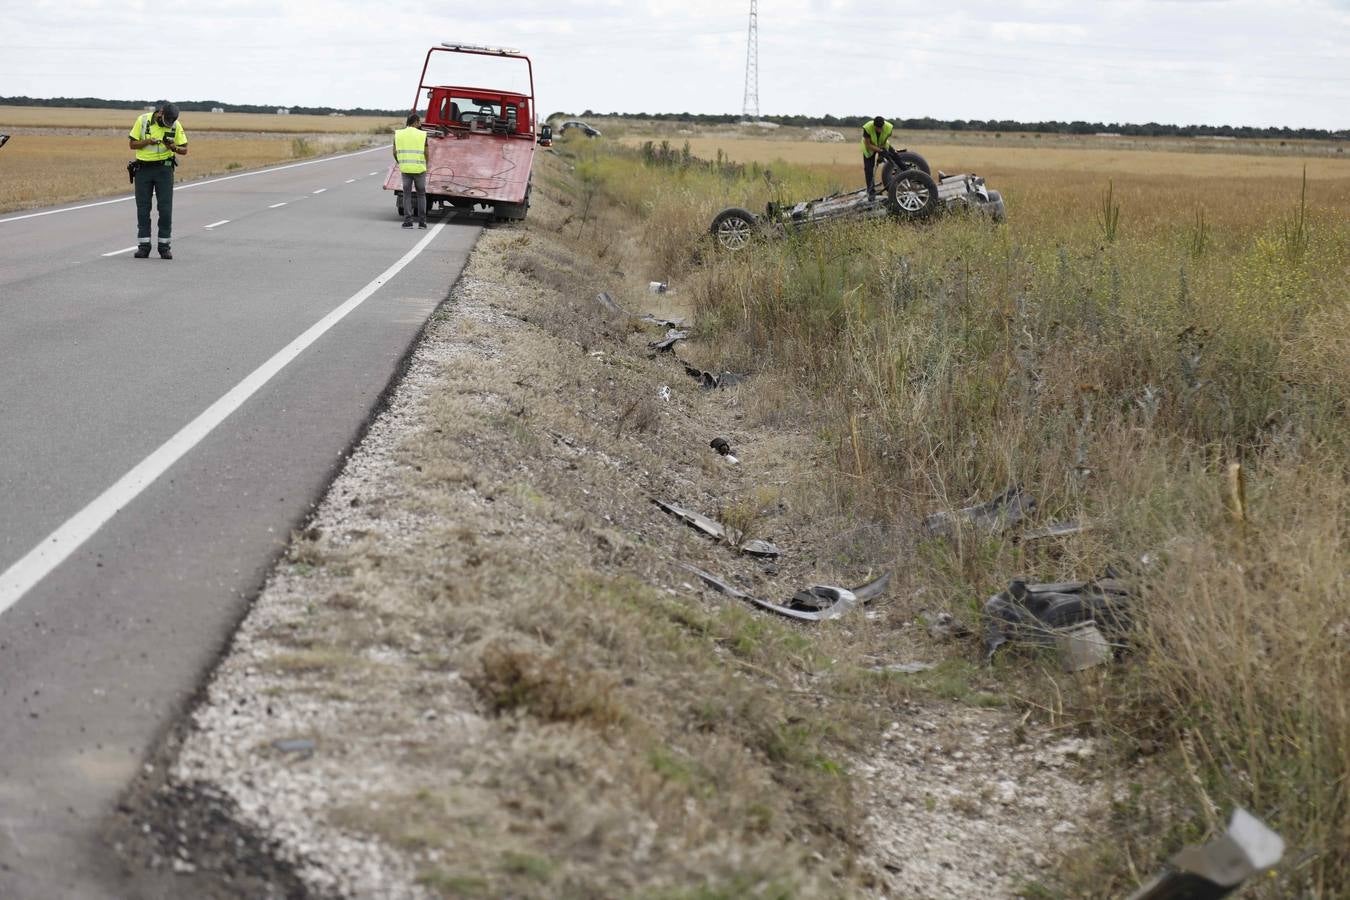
[384,42,537,222]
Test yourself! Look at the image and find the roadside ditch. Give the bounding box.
[111,152,1114,898]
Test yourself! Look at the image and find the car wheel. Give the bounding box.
[887,169,939,219]
[710,207,758,251]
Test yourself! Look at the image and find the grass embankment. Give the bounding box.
[0,105,397,213]
[567,134,1349,896]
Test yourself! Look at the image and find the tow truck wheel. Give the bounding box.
[886,169,939,219]
[710,207,758,251]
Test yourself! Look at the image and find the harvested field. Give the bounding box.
[0,105,398,133]
[0,132,380,213]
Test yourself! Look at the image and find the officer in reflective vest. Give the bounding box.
[128,101,188,258]
[861,116,893,202]
[393,114,429,229]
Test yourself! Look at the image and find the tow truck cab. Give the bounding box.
[383,42,537,222]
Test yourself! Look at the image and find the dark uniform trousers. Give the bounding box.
[135,160,175,246]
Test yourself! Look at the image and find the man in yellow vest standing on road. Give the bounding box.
[128,101,188,258]
[394,113,429,229]
[861,115,893,203]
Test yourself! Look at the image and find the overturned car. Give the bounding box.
[709,147,1004,251]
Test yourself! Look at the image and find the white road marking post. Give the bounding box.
[0,224,448,616]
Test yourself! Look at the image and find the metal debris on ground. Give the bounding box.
[271,738,316,759]
[648,329,688,352]
[1020,520,1089,541]
[654,499,779,557]
[593,291,685,328]
[1125,807,1284,900]
[982,577,1130,661]
[681,360,747,390]
[923,485,1036,538]
[680,564,890,623]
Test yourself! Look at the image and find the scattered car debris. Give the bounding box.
[1056,621,1112,671]
[593,292,685,328]
[680,564,890,623]
[0,134,10,150]
[653,499,779,557]
[982,577,1130,661]
[1020,520,1090,541]
[920,610,971,641]
[709,437,739,464]
[1125,807,1284,900]
[658,384,671,402]
[681,360,747,390]
[648,329,688,352]
[648,281,668,294]
[271,738,316,759]
[923,485,1036,538]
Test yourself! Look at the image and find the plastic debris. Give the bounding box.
[681,360,747,390]
[1126,808,1284,900]
[593,291,685,328]
[680,565,889,623]
[982,577,1130,661]
[648,329,688,352]
[923,485,1036,538]
[648,281,668,293]
[653,499,779,557]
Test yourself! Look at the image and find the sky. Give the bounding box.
[2,1,1347,130]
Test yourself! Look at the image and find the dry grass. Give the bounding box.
[565,128,1350,897]
[0,104,398,133]
[616,134,1350,181]
[0,131,379,213]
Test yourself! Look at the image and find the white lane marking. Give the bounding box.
[102,246,138,257]
[345,179,356,183]
[269,202,287,209]
[368,171,378,176]
[204,219,230,229]
[0,223,447,616]
[312,188,327,194]
[0,146,385,224]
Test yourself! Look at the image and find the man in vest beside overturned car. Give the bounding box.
[394,113,429,228]
[128,101,188,259]
[861,115,893,203]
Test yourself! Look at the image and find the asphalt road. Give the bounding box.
[0,146,482,897]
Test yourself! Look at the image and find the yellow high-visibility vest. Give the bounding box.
[130,113,187,162]
[394,127,428,174]
[861,120,893,157]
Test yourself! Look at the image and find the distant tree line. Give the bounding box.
[1,96,404,117]
[552,110,1346,141]
[6,98,1343,139]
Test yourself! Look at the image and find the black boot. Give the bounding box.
[158,244,172,260]
[134,244,151,258]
